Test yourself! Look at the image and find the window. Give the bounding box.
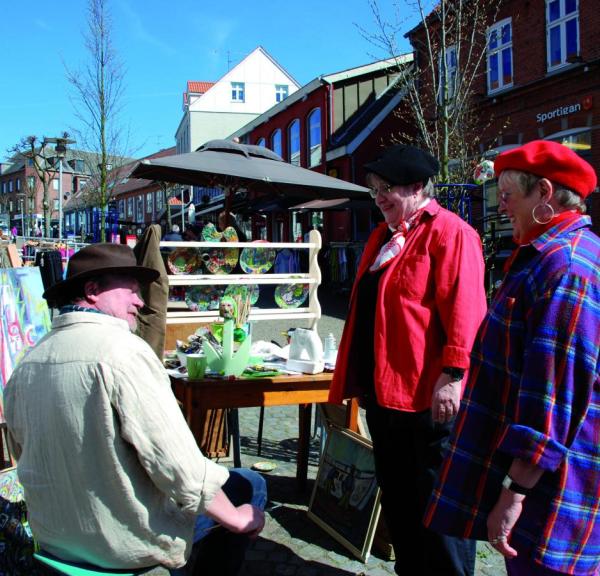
[28,198,34,211]
[52,179,59,191]
[548,128,591,156]
[231,82,245,102]
[118,200,125,219]
[271,129,282,157]
[287,119,300,166]
[1,182,5,194]
[156,191,163,212]
[127,197,133,217]
[487,19,513,93]
[546,0,579,70]
[9,180,13,193]
[16,178,20,191]
[136,196,143,222]
[438,45,458,102]
[256,137,266,147]
[146,192,153,214]
[27,176,35,190]
[79,179,87,189]
[53,199,59,210]
[275,84,289,102]
[307,109,322,168]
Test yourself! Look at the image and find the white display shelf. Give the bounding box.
[162,229,322,330]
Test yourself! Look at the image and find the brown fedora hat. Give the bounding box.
[43,243,160,302]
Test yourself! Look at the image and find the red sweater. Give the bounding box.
[329,200,487,412]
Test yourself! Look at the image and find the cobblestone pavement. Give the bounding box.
[150,404,507,576]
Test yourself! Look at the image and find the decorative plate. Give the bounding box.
[202,222,223,242]
[204,247,239,274]
[167,248,201,275]
[203,226,239,274]
[225,283,260,305]
[185,285,224,311]
[251,461,277,472]
[274,283,309,309]
[240,242,277,274]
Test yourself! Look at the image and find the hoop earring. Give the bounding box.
[532,202,555,225]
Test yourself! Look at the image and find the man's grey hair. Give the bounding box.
[171,224,180,233]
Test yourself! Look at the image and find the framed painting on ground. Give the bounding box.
[308,426,381,562]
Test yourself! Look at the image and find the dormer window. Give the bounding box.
[231,82,245,102]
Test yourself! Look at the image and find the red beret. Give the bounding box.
[494,140,597,198]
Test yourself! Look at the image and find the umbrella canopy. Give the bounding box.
[130,139,370,200]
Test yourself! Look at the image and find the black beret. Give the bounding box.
[364,144,439,186]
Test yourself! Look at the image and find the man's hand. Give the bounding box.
[230,503,265,538]
[431,372,462,423]
[205,489,265,538]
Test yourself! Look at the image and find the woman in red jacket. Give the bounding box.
[329,144,487,576]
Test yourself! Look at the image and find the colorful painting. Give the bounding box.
[0,268,51,422]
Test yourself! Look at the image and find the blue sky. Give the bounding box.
[0,0,417,163]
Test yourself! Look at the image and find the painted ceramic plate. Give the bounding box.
[251,461,277,472]
[185,285,224,311]
[202,222,223,241]
[204,247,239,274]
[203,226,239,274]
[167,248,201,275]
[240,243,277,274]
[225,283,260,305]
[274,283,309,309]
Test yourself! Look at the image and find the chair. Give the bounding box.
[34,551,156,576]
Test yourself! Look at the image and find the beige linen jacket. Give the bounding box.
[4,311,229,569]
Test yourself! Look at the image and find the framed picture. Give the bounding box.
[308,426,381,562]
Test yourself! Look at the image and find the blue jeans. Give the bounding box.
[365,401,476,576]
[169,468,267,576]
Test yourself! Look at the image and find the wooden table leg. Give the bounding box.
[296,403,313,492]
[228,408,242,468]
[345,397,359,432]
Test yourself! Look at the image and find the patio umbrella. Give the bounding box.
[130,139,370,201]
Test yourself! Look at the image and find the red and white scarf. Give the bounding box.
[369,199,430,272]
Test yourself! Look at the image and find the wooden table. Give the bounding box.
[170,372,356,491]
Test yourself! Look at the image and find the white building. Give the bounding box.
[175,46,300,154]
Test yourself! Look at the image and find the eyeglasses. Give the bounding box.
[368,183,393,199]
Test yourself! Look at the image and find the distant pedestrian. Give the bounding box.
[163,224,183,241]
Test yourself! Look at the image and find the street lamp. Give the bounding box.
[44,133,75,241]
[16,193,25,236]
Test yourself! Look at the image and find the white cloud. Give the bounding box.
[35,19,50,31]
[119,1,177,56]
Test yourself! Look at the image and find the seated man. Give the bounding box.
[4,243,265,574]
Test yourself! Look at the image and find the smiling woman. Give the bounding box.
[329,143,487,575]
[425,140,600,576]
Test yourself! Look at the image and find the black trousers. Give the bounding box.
[365,401,475,576]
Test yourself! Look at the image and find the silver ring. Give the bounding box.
[490,536,506,545]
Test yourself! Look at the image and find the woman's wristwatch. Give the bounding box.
[502,474,532,496]
[442,366,465,381]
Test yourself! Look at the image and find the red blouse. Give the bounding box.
[329,200,487,412]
